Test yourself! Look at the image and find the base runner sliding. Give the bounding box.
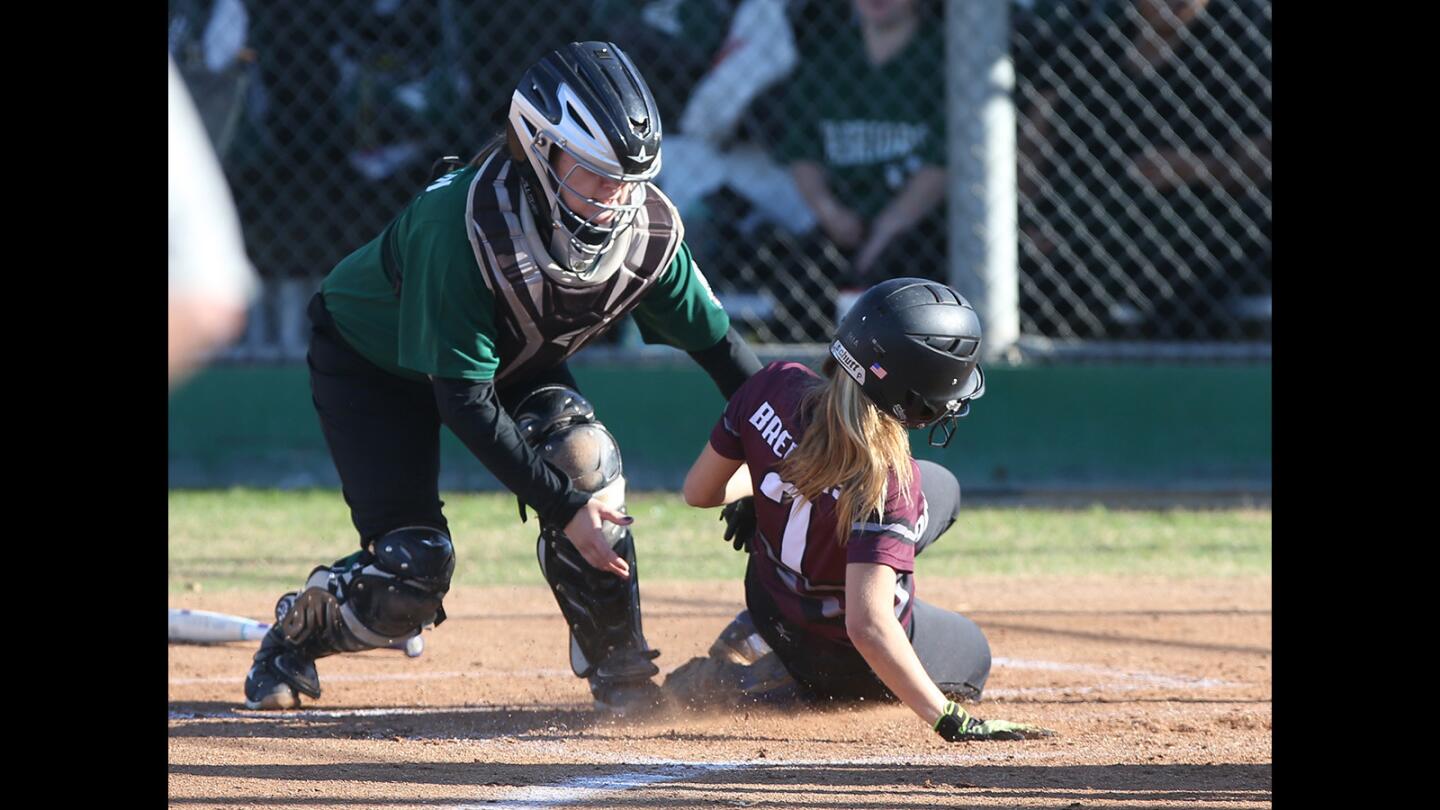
[672,278,1054,742]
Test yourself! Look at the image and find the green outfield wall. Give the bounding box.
[168,358,1270,494]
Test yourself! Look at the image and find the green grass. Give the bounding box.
[168,489,1271,593]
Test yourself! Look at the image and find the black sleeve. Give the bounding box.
[431,376,591,527]
[687,326,762,400]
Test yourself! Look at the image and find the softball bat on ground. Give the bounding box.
[169,607,425,656]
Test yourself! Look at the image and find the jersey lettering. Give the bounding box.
[769,428,794,458]
[748,401,776,431]
[820,120,929,167]
[426,171,460,192]
[760,414,784,445]
[692,263,723,309]
[749,400,796,458]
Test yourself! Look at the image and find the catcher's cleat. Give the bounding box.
[707,610,772,666]
[244,664,300,710]
[588,647,664,716]
[590,676,664,716]
[244,628,301,709]
[243,625,320,710]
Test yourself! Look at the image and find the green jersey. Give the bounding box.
[321,151,730,383]
[775,26,946,221]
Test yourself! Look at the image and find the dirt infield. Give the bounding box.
[168,576,1271,808]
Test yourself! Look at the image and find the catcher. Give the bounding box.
[672,278,1054,741]
[242,41,760,714]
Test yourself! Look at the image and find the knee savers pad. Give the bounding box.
[289,527,455,651]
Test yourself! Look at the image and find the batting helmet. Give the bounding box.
[829,278,986,447]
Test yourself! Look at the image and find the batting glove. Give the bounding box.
[933,700,1055,742]
[719,496,757,552]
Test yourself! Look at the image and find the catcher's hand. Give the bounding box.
[934,700,1055,742]
[719,496,756,552]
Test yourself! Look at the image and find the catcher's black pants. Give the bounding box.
[306,292,575,547]
[746,460,992,701]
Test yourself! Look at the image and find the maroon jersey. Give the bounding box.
[709,361,928,646]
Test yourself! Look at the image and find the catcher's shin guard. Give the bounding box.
[245,527,454,706]
[539,525,660,682]
[518,385,661,689]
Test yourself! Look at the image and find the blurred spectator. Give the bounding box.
[203,1,594,359]
[329,0,471,185]
[657,0,808,229]
[1014,0,1271,340]
[222,1,344,360]
[168,0,271,170]
[652,0,810,332]
[170,55,259,388]
[459,2,589,135]
[586,1,734,127]
[228,0,483,359]
[775,0,949,322]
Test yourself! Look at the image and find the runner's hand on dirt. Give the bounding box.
[933,700,1055,741]
[565,498,632,579]
[720,496,756,552]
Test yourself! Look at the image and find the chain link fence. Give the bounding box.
[170,0,1270,362]
[1013,0,1271,349]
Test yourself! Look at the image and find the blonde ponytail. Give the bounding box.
[778,360,914,546]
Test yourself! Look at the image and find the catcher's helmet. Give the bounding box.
[507,41,662,275]
[829,278,986,448]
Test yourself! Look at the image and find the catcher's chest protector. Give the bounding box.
[466,151,683,383]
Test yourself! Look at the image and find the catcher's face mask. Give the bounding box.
[532,139,648,277]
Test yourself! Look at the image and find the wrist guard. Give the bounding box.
[933,700,973,741]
